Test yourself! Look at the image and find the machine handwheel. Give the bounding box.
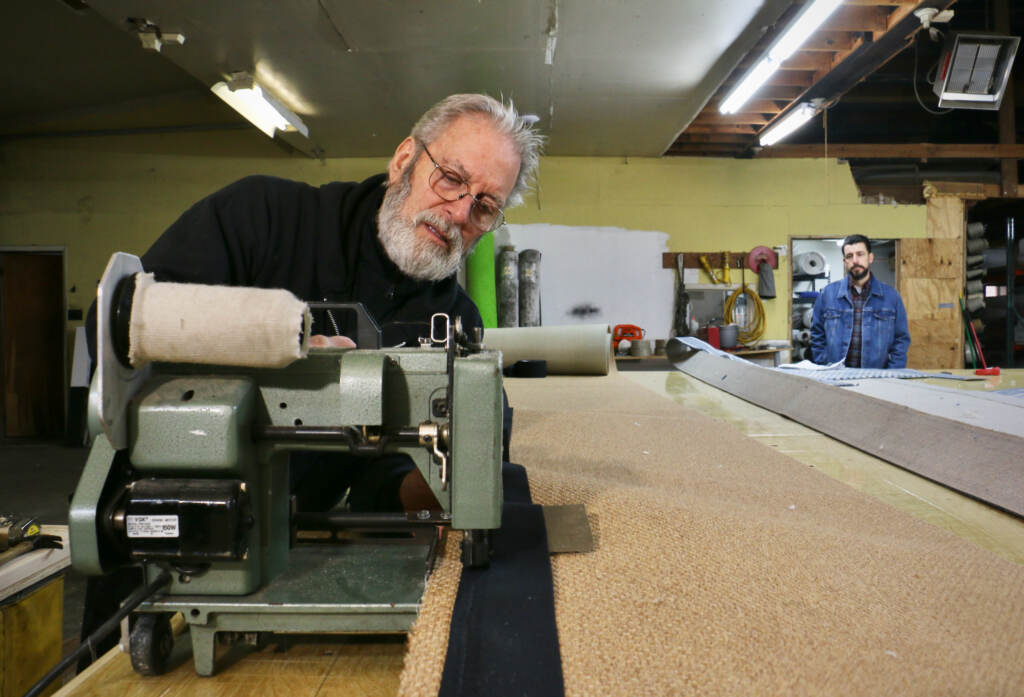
[129,612,175,676]
[461,529,491,568]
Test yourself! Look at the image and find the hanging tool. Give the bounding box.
[699,255,722,284]
[721,252,731,285]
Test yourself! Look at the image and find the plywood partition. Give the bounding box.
[899,191,966,369]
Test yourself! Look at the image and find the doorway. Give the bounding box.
[789,237,896,362]
[0,250,66,438]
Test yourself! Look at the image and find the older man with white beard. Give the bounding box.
[97,94,543,353]
[86,93,543,510]
[77,95,543,668]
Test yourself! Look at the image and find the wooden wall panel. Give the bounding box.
[899,195,965,369]
[925,196,966,239]
[907,319,960,368]
[899,238,962,279]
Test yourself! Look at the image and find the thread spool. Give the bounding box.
[966,221,986,238]
[801,308,814,329]
[965,279,983,295]
[795,252,826,276]
[965,294,985,314]
[654,339,667,355]
[966,267,985,281]
[982,248,1007,269]
[518,249,542,327]
[792,329,811,344]
[630,339,653,357]
[966,254,984,267]
[966,238,989,254]
[497,246,519,328]
[127,273,310,369]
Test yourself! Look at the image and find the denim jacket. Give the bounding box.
[809,276,910,369]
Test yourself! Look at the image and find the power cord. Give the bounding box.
[912,32,954,116]
[21,568,172,697]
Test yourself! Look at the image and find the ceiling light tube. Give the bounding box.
[758,102,818,146]
[769,0,844,63]
[211,74,309,139]
[720,58,779,114]
[719,0,844,114]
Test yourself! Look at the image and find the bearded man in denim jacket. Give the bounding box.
[809,234,910,369]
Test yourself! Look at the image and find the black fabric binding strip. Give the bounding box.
[438,462,564,697]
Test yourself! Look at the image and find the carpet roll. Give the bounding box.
[486,324,611,375]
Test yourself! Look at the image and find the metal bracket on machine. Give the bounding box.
[96,252,151,450]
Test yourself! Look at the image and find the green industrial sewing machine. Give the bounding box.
[69,253,503,676]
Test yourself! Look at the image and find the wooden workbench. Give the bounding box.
[55,368,1024,696]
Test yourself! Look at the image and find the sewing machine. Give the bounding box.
[69,253,503,676]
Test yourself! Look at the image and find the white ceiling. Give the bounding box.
[1,0,796,158]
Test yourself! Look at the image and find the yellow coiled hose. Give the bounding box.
[724,284,765,345]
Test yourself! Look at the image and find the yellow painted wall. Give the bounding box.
[0,132,926,361]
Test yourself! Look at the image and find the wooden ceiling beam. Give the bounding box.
[756,143,1024,159]
[693,113,770,126]
[826,5,888,35]
[669,143,751,152]
[675,133,755,144]
[779,52,836,72]
[801,31,859,51]
[684,124,760,135]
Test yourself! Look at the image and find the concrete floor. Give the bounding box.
[0,439,90,651]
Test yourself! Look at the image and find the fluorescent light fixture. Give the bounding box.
[719,0,844,114]
[211,74,309,138]
[720,58,779,114]
[758,102,818,146]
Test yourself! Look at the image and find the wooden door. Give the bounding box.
[0,252,65,437]
[898,196,964,369]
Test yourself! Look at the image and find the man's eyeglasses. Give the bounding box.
[419,141,506,233]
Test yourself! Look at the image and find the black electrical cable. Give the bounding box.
[22,568,172,697]
[913,32,954,116]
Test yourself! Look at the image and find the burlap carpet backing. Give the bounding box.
[400,372,1024,696]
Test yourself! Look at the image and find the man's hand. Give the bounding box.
[308,334,357,348]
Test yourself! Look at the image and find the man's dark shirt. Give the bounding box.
[85,173,483,510]
[844,276,871,368]
[136,173,482,347]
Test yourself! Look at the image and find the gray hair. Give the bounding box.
[410,94,545,208]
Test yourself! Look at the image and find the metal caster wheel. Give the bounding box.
[130,612,175,676]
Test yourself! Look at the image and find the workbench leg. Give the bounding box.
[189,625,217,676]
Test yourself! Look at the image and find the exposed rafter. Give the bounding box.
[666,0,960,159]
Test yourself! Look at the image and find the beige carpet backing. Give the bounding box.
[400,372,1024,696]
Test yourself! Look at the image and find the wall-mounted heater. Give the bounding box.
[932,32,1020,110]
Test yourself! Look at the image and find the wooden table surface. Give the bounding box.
[54,368,1024,695]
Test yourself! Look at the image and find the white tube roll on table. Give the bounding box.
[128,273,312,368]
[485,324,612,375]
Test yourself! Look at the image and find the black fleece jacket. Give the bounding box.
[134,173,481,346]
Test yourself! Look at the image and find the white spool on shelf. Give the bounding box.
[128,273,311,368]
[791,329,811,344]
[801,308,814,329]
[795,252,826,276]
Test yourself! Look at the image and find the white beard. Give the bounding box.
[377,171,468,282]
